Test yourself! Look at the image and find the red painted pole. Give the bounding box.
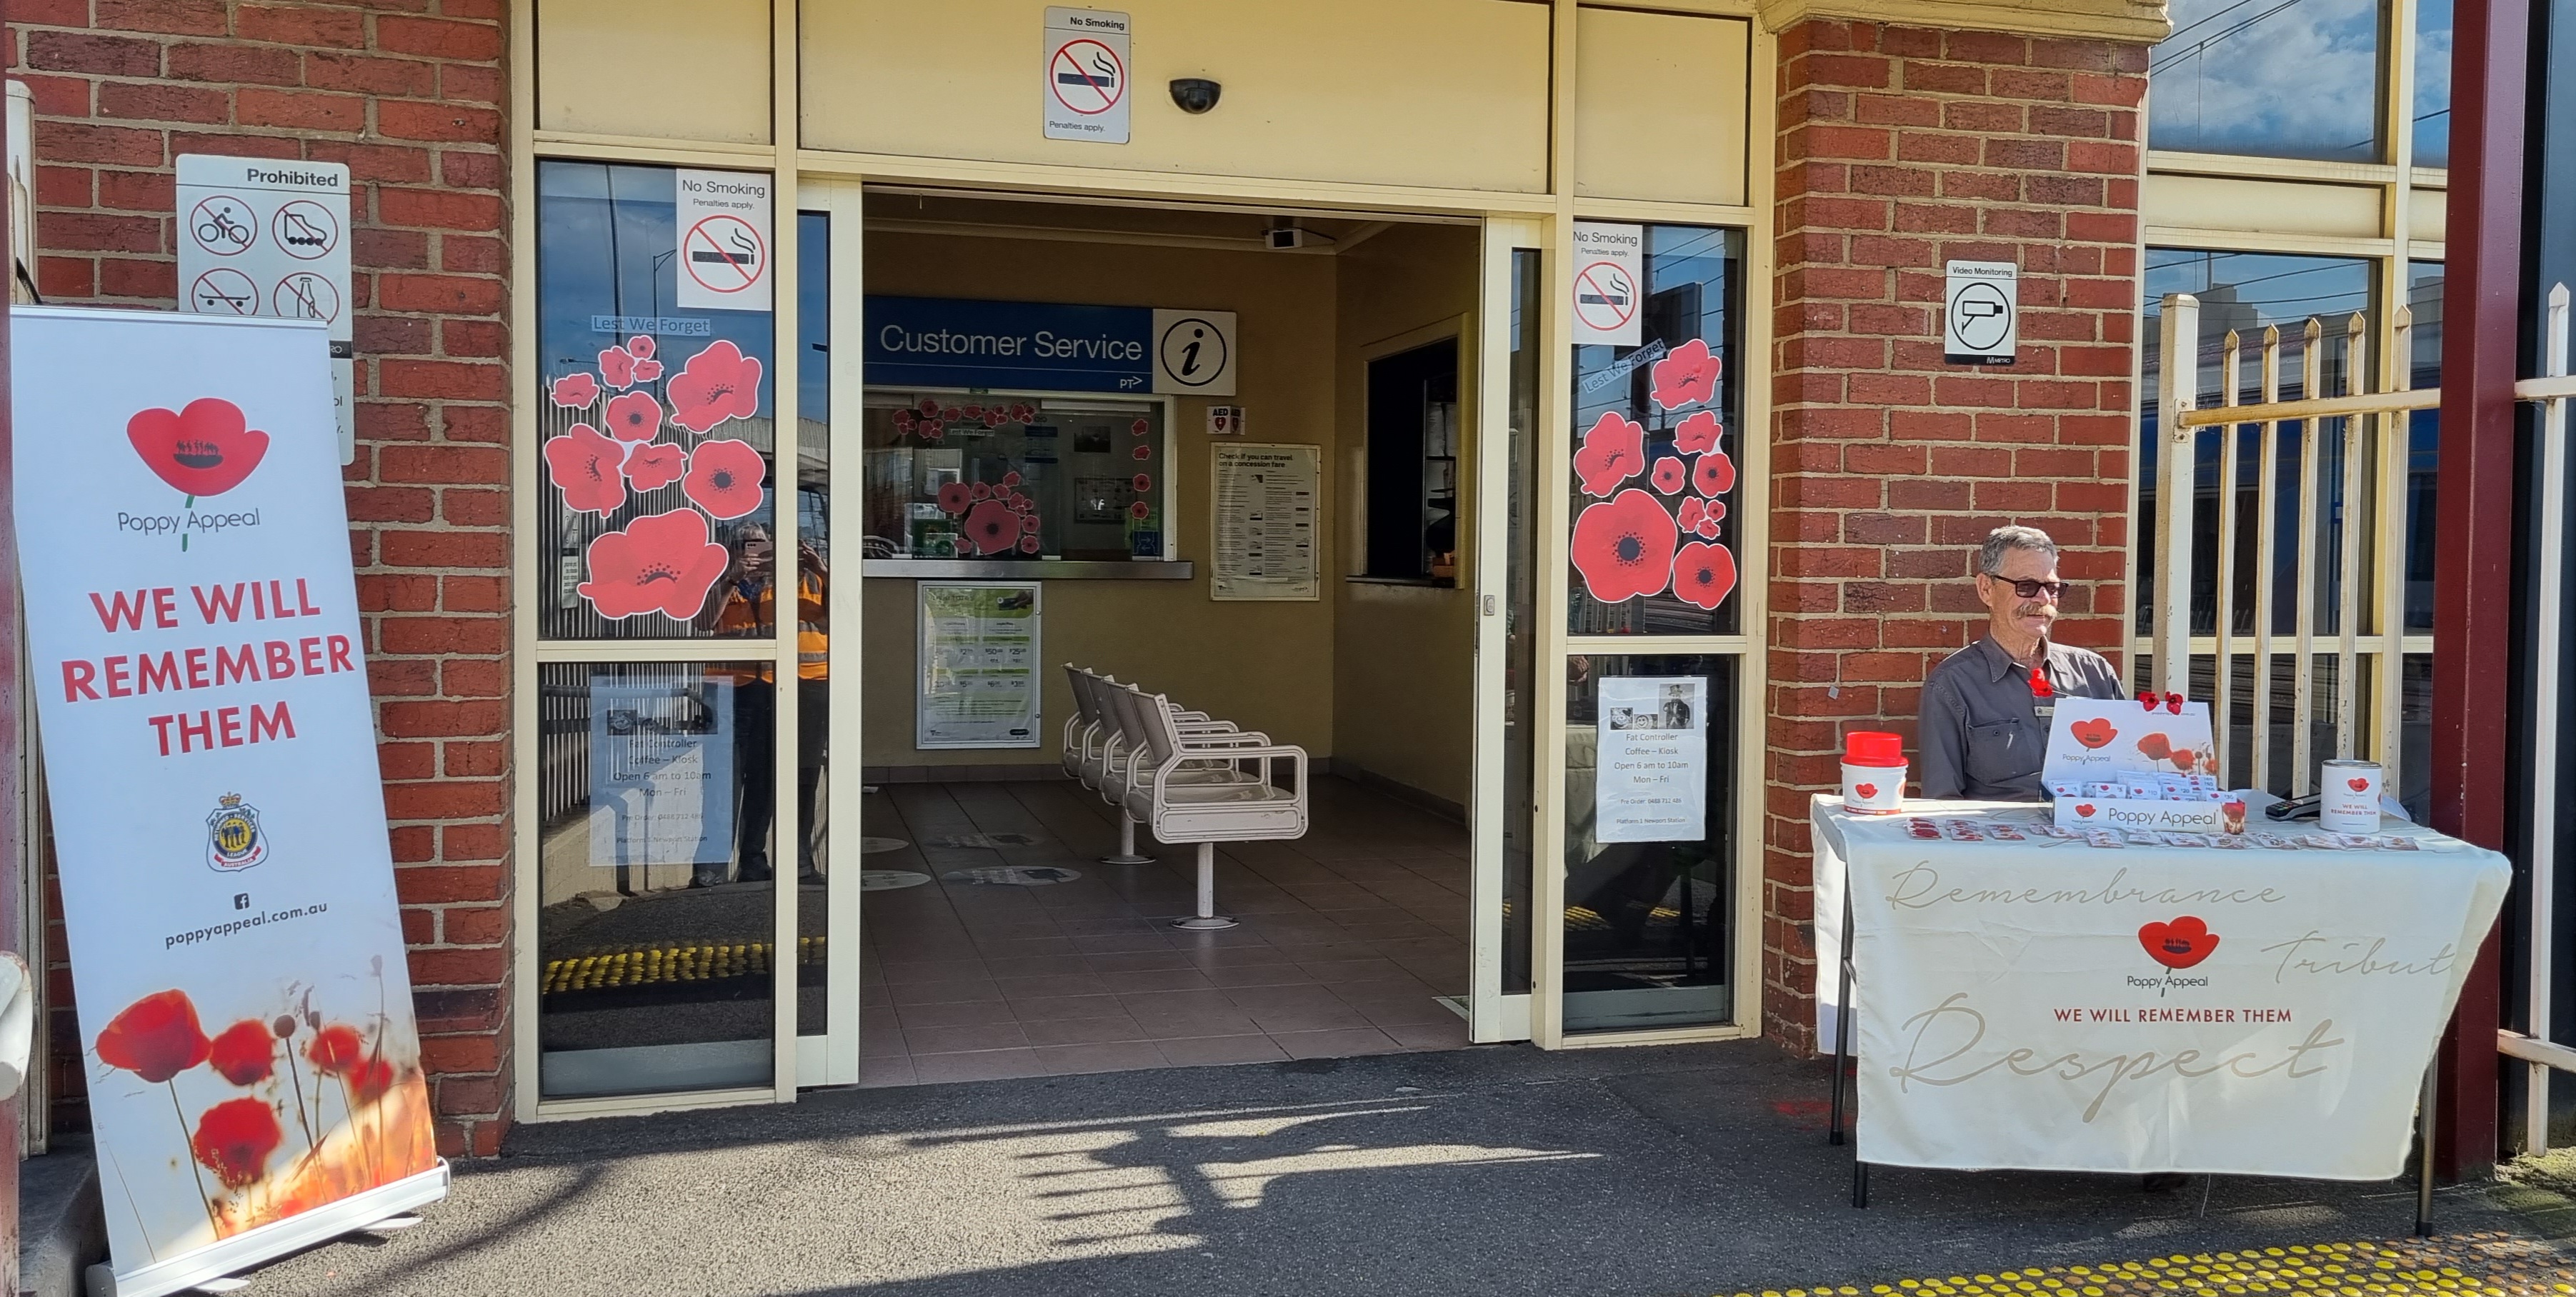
[2432,0,2526,1179]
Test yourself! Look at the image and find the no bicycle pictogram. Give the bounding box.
[1050,39,1124,114]
[683,214,766,296]
[1574,260,1638,334]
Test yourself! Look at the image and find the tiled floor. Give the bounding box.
[857,775,1473,1086]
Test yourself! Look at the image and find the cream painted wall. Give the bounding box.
[859,229,1341,771]
[1331,224,1482,809]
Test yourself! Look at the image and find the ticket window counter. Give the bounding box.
[857,394,1180,572]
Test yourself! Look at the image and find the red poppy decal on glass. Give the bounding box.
[918,422,945,443]
[621,441,685,492]
[1650,338,1723,411]
[1694,500,1725,538]
[972,481,994,501]
[1132,473,1152,493]
[683,439,766,520]
[96,989,211,1083]
[627,334,656,361]
[1693,449,1737,499]
[129,398,270,498]
[1020,509,1043,536]
[192,1097,283,1191]
[937,482,973,515]
[543,424,627,516]
[963,499,1021,556]
[2069,717,2116,749]
[631,354,664,384]
[1574,412,1646,498]
[206,1020,275,1088]
[1569,489,1678,604]
[1132,444,1153,461]
[1007,491,1032,512]
[1002,471,1022,488]
[1130,500,1151,519]
[963,404,984,419]
[669,340,764,434]
[579,509,729,621]
[1679,497,1705,533]
[1019,535,1042,553]
[1649,457,1686,495]
[1674,409,1722,455]
[2138,916,2220,970]
[917,397,940,416]
[1132,417,1151,436]
[1672,540,1738,611]
[550,372,599,409]
[893,410,917,434]
[599,345,639,390]
[604,391,662,444]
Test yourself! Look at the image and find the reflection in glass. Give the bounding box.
[2405,261,2441,632]
[1502,249,1540,996]
[861,394,1165,561]
[1568,226,1744,636]
[2415,0,2452,168]
[796,211,831,1037]
[536,161,779,641]
[536,662,776,1098]
[1561,654,1737,1033]
[2148,0,2381,162]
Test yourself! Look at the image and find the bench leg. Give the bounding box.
[1101,812,1154,866]
[1172,842,1238,930]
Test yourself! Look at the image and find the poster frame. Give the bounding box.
[1208,441,1321,603]
[914,581,1044,750]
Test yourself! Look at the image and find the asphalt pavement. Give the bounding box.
[237,1040,2560,1297]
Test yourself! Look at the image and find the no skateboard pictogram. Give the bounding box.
[682,214,766,297]
[190,268,256,315]
[1049,39,1124,115]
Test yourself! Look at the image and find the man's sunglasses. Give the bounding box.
[1986,576,2071,599]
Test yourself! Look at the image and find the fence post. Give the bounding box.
[2527,283,2569,1156]
[2155,294,2199,697]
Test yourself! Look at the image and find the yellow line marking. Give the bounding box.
[1722,1237,2574,1297]
[542,936,825,994]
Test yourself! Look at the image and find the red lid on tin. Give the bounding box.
[1844,731,1906,768]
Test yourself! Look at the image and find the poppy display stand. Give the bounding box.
[83,1161,448,1297]
[1809,796,2499,1236]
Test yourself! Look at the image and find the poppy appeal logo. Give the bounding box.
[128,398,270,498]
[2068,717,2117,749]
[2137,916,2220,970]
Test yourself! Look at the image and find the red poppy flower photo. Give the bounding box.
[621,441,685,491]
[1132,473,1152,492]
[972,481,994,501]
[192,1098,284,1191]
[2137,732,2173,763]
[1672,540,1738,611]
[1649,338,1723,411]
[207,1020,276,1088]
[543,423,628,516]
[1649,457,1686,495]
[550,372,599,409]
[937,482,973,515]
[599,344,638,390]
[579,509,729,621]
[1019,535,1042,553]
[2173,748,2199,773]
[1132,444,1152,461]
[1130,500,1151,519]
[304,1023,365,1076]
[668,340,764,434]
[128,397,271,498]
[1679,497,1705,533]
[96,989,211,1083]
[1574,411,1645,497]
[352,1057,396,1106]
[604,391,662,443]
[682,439,767,521]
[1569,489,1679,604]
[1674,409,1722,454]
[627,334,656,361]
[962,499,1021,556]
[1693,449,1737,499]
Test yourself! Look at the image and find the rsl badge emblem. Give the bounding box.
[205,793,266,872]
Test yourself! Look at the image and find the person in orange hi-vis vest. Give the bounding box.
[694,519,827,887]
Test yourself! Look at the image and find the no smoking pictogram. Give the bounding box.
[683,214,765,296]
[1050,38,1124,114]
[1573,260,1637,335]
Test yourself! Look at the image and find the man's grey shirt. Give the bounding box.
[1917,636,2127,801]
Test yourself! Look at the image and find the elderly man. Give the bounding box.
[1918,524,2125,800]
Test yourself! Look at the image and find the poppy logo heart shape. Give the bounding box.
[2069,717,2116,749]
[129,398,269,497]
[1854,783,1877,800]
[2075,803,2096,817]
[2348,777,2371,792]
[2137,916,2220,970]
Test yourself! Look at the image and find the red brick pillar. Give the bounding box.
[1760,14,2157,1051]
[9,1,513,1156]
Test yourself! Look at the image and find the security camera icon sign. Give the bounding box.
[1948,281,2015,353]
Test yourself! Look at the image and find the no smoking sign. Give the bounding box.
[674,170,772,311]
[1044,8,1131,144]
[1572,222,1645,346]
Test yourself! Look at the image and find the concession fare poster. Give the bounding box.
[11,309,444,1297]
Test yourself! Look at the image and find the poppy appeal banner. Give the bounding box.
[10,309,444,1297]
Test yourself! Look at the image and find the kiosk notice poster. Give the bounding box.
[588,674,736,870]
[10,309,445,1297]
[1210,443,1318,601]
[1594,676,1707,843]
[919,583,1043,748]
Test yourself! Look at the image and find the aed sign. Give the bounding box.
[1943,259,2018,365]
[1043,7,1131,144]
[866,296,1237,395]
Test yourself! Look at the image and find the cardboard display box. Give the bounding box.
[2042,697,2249,834]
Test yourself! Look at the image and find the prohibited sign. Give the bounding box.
[190,196,257,256]
[1571,222,1645,346]
[1043,8,1132,144]
[271,199,337,261]
[272,269,340,323]
[1050,39,1124,115]
[189,267,257,315]
[1574,261,1637,336]
[682,214,765,298]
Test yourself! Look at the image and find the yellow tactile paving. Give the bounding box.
[1722,1236,2576,1297]
[541,934,825,994]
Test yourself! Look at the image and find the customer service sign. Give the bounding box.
[11,309,444,1297]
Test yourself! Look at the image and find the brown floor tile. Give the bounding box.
[892,999,1019,1030]
[1019,1016,1150,1046]
[909,1048,1049,1083]
[1339,993,1462,1028]
[889,978,1004,1006]
[993,973,1110,999]
[1384,1018,1472,1050]
[1097,968,1217,993]
[857,1055,917,1088]
[903,1021,1032,1053]
[1008,992,1126,1020]
[1271,1026,1405,1059]
[1197,961,1315,989]
[1154,1034,1290,1066]
[1086,949,1199,973]
[1033,1041,1169,1075]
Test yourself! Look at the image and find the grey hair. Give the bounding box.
[1979,525,2058,576]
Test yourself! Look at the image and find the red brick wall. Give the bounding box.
[8,0,513,1156]
[1762,18,2147,1051]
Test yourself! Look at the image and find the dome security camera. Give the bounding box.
[1169,79,1222,114]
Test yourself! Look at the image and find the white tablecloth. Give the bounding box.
[1810,796,2509,1178]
